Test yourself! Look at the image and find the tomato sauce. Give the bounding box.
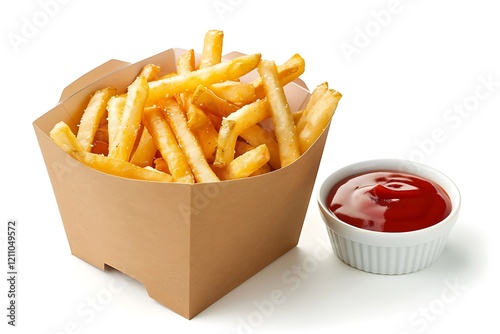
[327,170,452,232]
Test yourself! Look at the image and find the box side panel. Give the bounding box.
[188,123,330,318]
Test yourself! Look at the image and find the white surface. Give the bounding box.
[1,0,498,333]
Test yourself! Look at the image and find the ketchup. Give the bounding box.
[327,170,452,232]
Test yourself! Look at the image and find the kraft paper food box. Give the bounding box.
[33,48,331,319]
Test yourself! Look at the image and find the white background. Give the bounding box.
[1,0,499,333]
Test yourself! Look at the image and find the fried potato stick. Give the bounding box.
[258,60,300,168]
[221,144,270,180]
[209,81,256,105]
[106,94,126,145]
[74,151,173,182]
[138,64,161,81]
[50,121,84,154]
[142,106,194,183]
[77,87,116,151]
[129,126,158,168]
[108,76,149,161]
[191,85,239,119]
[199,30,224,69]
[252,53,305,100]
[160,98,220,183]
[298,83,342,153]
[147,53,261,105]
[51,121,172,182]
[214,99,269,166]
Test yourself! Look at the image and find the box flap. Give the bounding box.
[60,59,130,102]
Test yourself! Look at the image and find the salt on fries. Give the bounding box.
[49,30,342,183]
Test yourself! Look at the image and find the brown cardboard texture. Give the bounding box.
[33,49,331,319]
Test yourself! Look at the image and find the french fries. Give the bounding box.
[297,82,342,153]
[108,76,149,161]
[199,30,224,69]
[177,48,219,163]
[191,84,239,119]
[210,81,256,105]
[214,99,269,166]
[234,140,271,176]
[106,94,126,145]
[258,60,300,168]
[49,29,342,183]
[252,53,305,100]
[50,121,171,182]
[129,126,157,167]
[76,87,116,151]
[50,121,84,154]
[139,64,161,82]
[217,144,270,180]
[159,98,220,183]
[146,53,262,105]
[74,151,173,182]
[142,105,194,183]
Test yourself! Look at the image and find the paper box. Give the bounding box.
[33,49,331,319]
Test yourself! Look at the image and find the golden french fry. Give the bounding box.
[239,125,280,170]
[214,119,236,166]
[175,49,196,109]
[186,101,212,131]
[76,87,116,151]
[209,81,256,105]
[154,72,178,81]
[160,98,220,183]
[222,144,270,180]
[139,64,161,81]
[184,83,219,164]
[73,151,173,182]
[295,82,329,133]
[185,101,218,163]
[50,121,84,154]
[234,140,271,176]
[108,76,149,161]
[177,49,196,73]
[253,53,305,100]
[258,60,300,168]
[176,50,220,164]
[176,49,220,165]
[142,106,194,183]
[146,53,262,105]
[106,94,126,145]
[191,85,239,119]
[214,99,269,166]
[206,112,223,131]
[194,122,218,163]
[199,30,224,69]
[298,85,342,153]
[129,126,158,167]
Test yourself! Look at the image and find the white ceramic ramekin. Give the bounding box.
[317,159,461,275]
